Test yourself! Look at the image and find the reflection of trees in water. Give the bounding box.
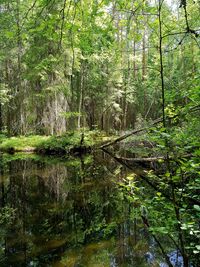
[5,159,69,202]
[40,164,69,201]
[0,156,187,267]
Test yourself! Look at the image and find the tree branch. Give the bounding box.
[58,0,67,50]
[21,0,38,29]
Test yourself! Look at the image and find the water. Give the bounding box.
[0,152,191,266]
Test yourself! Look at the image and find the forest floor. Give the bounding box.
[0,132,113,155]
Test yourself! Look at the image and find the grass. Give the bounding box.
[0,130,112,154]
[0,135,50,152]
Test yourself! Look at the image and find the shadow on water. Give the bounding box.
[0,152,196,267]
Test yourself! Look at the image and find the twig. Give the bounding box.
[21,0,38,29]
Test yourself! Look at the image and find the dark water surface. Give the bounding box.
[0,152,185,267]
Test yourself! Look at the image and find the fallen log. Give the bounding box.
[100,104,200,149]
[108,153,192,164]
[100,117,162,149]
[118,156,164,162]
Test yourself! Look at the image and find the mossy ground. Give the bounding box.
[0,131,113,154]
[0,134,49,151]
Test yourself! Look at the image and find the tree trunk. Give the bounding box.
[0,102,2,132]
[158,0,166,128]
[78,65,84,130]
[142,28,146,81]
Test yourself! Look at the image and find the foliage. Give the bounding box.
[0,131,109,153]
[0,0,198,134]
[0,135,50,151]
[0,0,199,266]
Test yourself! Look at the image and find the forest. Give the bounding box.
[0,0,199,266]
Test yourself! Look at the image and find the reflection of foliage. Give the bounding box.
[0,141,199,266]
[0,207,16,261]
[0,155,131,266]
[0,207,16,227]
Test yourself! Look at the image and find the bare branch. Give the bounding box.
[163,31,188,38]
[164,34,187,52]
[21,0,38,28]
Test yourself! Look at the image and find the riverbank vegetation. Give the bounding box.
[0,0,199,266]
[0,131,111,154]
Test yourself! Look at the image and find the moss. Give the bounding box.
[0,135,50,152]
[0,131,108,155]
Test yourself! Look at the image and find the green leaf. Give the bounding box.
[193,205,200,211]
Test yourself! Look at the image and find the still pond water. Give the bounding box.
[0,151,185,267]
